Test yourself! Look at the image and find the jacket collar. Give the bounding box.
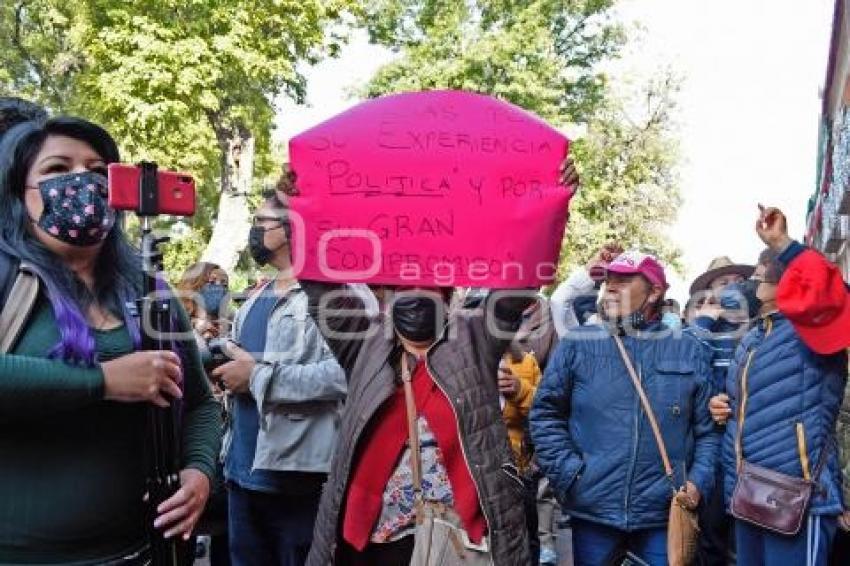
[605,318,664,337]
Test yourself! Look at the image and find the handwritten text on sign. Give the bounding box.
[288,90,572,288]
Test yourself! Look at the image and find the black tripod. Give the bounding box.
[135,162,187,566]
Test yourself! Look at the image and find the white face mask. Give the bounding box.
[662,312,682,330]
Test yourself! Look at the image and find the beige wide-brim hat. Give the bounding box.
[689,256,755,297]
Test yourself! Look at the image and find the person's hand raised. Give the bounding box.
[755,204,792,252]
[585,243,624,271]
[559,156,580,196]
[276,163,298,197]
[695,297,723,321]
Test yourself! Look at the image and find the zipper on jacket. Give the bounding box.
[625,398,639,529]
[622,339,641,530]
[734,350,756,470]
[796,422,811,480]
[424,350,496,566]
[735,316,773,470]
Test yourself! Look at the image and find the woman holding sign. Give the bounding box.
[277,161,578,566]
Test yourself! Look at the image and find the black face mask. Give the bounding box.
[720,280,762,320]
[392,294,446,343]
[601,294,656,333]
[35,171,116,246]
[248,226,276,266]
[618,309,650,332]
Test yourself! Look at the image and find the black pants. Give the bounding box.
[337,536,414,566]
[830,526,850,566]
[524,476,541,563]
[697,469,731,566]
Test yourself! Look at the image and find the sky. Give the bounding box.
[615,0,836,300]
[274,1,837,302]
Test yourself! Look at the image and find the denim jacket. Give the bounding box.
[223,281,347,473]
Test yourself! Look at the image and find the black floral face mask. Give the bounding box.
[35,171,116,247]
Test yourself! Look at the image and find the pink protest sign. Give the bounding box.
[288,90,571,288]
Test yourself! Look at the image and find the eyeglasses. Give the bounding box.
[252,215,285,227]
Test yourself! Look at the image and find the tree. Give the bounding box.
[360,0,683,277]
[361,0,624,123]
[0,0,354,275]
[0,1,84,109]
[562,74,682,277]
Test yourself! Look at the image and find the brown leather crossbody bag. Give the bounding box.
[729,348,829,536]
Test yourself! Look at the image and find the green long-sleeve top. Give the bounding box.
[0,295,221,564]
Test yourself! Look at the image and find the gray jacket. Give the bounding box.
[302,282,532,566]
[223,281,347,473]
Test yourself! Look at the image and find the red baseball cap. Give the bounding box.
[777,249,850,355]
[606,251,669,290]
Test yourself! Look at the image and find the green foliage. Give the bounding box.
[361,0,624,124]
[562,75,683,277]
[2,0,683,284]
[162,224,210,283]
[1,0,355,279]
[361,0,683,279]
[0,1,85,107]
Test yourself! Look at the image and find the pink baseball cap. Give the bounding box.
[606,251,669,290]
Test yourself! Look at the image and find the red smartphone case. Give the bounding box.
[107,164,196,216]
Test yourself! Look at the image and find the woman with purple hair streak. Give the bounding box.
[0,116,221,564]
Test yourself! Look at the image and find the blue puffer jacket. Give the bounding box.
[723,313,847,515]
[530,323,720,531]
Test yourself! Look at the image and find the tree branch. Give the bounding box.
[12,2,52,95]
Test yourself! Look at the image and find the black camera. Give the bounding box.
[205,337,234,375]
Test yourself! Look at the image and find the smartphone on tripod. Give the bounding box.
[107,161,196,565]
[107,163,196,216]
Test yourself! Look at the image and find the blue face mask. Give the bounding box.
[200,283,228,316]
[720,280,762,321]
[662,312,682,330]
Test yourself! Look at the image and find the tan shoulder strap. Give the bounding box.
[0,263,39,354]
[612,333,676,487]
[401,354,423,500]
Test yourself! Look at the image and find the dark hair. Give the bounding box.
[0,117,141,366]
[259,189,292,238]
[757,248,785,284]
[261,189,287,210]
[661,298,681,315]
[0,98,47,142]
